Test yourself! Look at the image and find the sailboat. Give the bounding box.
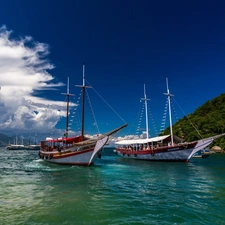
[6,135,25,150]
[39,65,127,166]
[115,78,225,162]
[25,134,41,150]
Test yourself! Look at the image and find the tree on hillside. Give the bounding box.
[161,93,225,149]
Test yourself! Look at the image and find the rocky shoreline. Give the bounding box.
[210,146,225,153]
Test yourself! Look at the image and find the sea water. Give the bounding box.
[0,147,225,225]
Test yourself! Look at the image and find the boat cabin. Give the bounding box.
[115,135,183,150]
[40,136,87,152]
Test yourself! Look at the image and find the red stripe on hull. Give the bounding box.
[40,148,94,158]
[39,148,97,165]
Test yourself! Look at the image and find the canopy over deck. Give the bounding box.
[115,135,171,145]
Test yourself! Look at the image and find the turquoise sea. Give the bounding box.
[0,147,225,225]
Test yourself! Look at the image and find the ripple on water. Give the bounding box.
[0,149,225,225]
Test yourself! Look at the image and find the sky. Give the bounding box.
[0,0,225,142]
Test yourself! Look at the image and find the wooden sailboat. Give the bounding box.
[39,65,127,166]
[115,78,225,162]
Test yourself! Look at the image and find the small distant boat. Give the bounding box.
[25,134,40,150]
[115,78,225,162]
[6,135,26,150]
[25,144,41,150]
[192,149,211,158]
[6,144,25,150]
[39,64,127,166]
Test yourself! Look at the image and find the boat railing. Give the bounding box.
[116,141,189,151]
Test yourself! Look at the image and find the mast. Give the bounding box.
[141,84,150,139]
[62,77,74,137]
[29,134,31,145]
[76,64,91,140]
[81,64,85,138]
[164,77,174,145]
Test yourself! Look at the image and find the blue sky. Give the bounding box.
[0,0,225,140]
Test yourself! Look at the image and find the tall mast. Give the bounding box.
[76,64,91,139]
[62,77,74,137]
[141,84,150,139]
[164,77,174,145]
[81,64,85,138]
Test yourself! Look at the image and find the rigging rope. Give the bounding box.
[160,100,168,134]
[171,99,184,138]
[147,103,158,136]
[86,89,100,134]
[123,100,142,136]
[68,92,82,135]
[86,80,126,124]
[173,97,203,139]
[136,103,144,135]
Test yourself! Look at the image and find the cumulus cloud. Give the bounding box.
[0,25,67,137]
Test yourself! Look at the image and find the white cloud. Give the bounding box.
[0,25,68,138]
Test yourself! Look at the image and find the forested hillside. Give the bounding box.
[0,133,30,147]
[0,133,12,147]
[163,93,225,149]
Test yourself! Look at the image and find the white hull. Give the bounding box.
[40,148,100,165]
[6,145,26,150]
[39,136,108,166]
[117,148,194,161]
[116,137,217,162]
[26,145,41,150]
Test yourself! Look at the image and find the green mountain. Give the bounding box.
[0,133,13,147]
[0,134,31,147]
[162,93,225,149]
